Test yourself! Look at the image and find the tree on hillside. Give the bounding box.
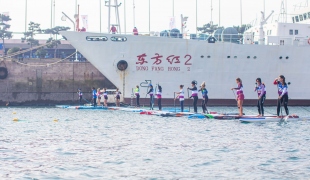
[21,21,42,58]
[43,26,70,58]
[35,48,47,60]
[233,24,252,34]
[197,22,224,34]
[7,47,21,59]
[0,14,13,56]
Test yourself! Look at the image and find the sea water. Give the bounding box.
[0,106,310,179]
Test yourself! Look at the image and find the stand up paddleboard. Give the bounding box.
[239,115,301,123]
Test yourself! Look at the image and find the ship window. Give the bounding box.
[247,56,250,59]
[86,36,108,41]
[253,56,257,59]
[292,17,295,23]
[304,13,308,20]
[289,29,293,35]
[295,16,299,22]
[299,15,304,21]
[207,55,211,58]
[227,56,230,58]
[295,30,298,35]
[234,56,237,58]
[308,12,310,19]
[111,36,127,42]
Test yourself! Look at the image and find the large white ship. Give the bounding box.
[60,1,310,105]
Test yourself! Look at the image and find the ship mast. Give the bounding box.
[105,0,122,34]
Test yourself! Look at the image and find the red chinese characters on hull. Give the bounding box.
[136,53,148,65]
[151,53,163,65]
[166,55,181,64]
[135,53,192,71]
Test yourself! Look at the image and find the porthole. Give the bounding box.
[234,56,237,58]
[253,56,257,59]
[286,56,289,59]
[247,56,250,59]
[279,56,283,59]
[207,55,211,58]
[111,36,127,42]
[227,56,230,58]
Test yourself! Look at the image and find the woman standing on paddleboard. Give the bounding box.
[92,87,97,107]
[114,88,122,107]
[97,88,101,106]
[254,78,266,116]
[199,82,209,114]
[156,85,162,111]
[175,85,185,112]
[274,75,289,117]
[103,88,108,107]
[188,81,198,113]
[77,89,83,105]
[147,84,154,110]
[231,78,244,116]
[134,85,140,107]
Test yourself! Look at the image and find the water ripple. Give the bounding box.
[0,106,310,179]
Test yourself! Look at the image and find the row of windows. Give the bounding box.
[292,12,310,23]
[267,29,299,36]
[289,29,299,35]
[86,36,127,42]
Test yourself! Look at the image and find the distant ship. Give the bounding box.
[60,1,310,105]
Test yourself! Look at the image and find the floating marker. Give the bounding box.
[13,118,18,121]
[53,119,58,122]
[13,112,16,114]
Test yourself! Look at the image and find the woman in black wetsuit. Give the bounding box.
[147,84,154,110]
[188,81,198,113]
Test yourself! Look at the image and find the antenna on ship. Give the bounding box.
[105,0,122,34]
[278,0,287,23]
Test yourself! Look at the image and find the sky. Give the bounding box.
[0,0,305,39]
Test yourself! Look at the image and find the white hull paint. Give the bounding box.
[60,31,309,101]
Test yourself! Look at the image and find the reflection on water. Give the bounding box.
[0,106,310,179]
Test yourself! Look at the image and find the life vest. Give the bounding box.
[156,90,162,99]
[191,86,198,97]
[179,89,184,101]
[134,88,139,96]
[236,83,243,95]
[278,83,288,96]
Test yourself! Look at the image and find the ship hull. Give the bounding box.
[60,31,309,104]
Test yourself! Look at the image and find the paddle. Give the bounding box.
[83,98,91,104]
[231,89,238,108]
[174,92,176,113]
[143,86,149,108]
[187,88,190,112]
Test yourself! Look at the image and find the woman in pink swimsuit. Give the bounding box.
[231,78,244,116]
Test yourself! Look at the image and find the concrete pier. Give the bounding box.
[0,59,115,106]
